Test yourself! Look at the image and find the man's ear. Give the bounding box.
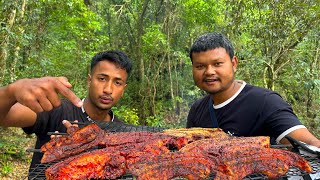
[121,84,128,97]
[232,56,238,72]
[87,74,92,87]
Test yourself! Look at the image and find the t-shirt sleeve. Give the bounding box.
[262,92,303,141]
[22,111,52,135]
[22,104,66,136]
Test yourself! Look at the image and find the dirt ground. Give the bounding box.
[1,160,31,180]
[0,128,36,180]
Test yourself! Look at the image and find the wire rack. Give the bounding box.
[28,155,320,180]
[27,122,320,180]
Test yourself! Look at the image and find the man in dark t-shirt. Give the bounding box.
[187,81,303,144]
[187,32,320,147]
[0,50,133,170]
[23,99,123,169]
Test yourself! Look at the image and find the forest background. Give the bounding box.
[0,0,319,178]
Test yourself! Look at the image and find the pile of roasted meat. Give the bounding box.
[41,124,313,180]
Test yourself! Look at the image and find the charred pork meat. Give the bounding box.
[41,124,189,163]
[180,136,312,179]
[40,123,105,163]
[163,127,229,142]
[45,149,126,180]
[41,125,313,180]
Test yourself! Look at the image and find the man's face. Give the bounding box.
[88,60,128,111]
[191,48,237,95]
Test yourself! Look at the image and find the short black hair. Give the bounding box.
[91,50,133,77]
[189,32,234,62]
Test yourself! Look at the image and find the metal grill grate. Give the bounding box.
[28,157,320,180]
[27,122,320,179]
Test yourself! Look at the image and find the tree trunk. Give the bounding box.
[167,46,175,111]
[306,39,319,118]
[0,5,17,85]
[10,0,26,82]
[136,0,150,123]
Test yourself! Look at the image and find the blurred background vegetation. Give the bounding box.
[0,0,319,177]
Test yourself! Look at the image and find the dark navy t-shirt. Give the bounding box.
[187,82,303,144]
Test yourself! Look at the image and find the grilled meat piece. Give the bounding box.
[181,136,312,179]
[128,151,225,180]
[213,158,289,180]
[100,131,188,150]
[252,148,312,173]
[215,151,293,179]
[215,147,312,177]
[163,127,229,142]
[45,149,126,180]
[45,133,186,180]
[41,123,106,163]
[101,131,189,166]
[179,136,270,154]
[41,125,188,164]
[41,125,313,180]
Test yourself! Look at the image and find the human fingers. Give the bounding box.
[53,78,82,108]
[13,77,61,112]
[50,131,60,139]
[62,120,73,129]
[45,89,62,109]
[63,120,79,134]
[21,82,61,112]
[72,120,79,128]
[19,97,45,113]
[56,76,72,88]
[37,94,54,112]
[36,77,79,109]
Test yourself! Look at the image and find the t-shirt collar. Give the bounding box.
[81,98,114,122]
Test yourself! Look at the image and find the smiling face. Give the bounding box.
[87,60,128,111]
[192,48,238,97]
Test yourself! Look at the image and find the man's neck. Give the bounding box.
[83,98,111,122]
[212,80,243,105]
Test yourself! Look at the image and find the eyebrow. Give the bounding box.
[98,73,126,82]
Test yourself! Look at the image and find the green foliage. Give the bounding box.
[142,24,168,55]
[0,161,13,175]
[0,128,33,177]
[112,106,140,126]
[1,0,319,136]
[0,137,27,160]
[146,116,164,127]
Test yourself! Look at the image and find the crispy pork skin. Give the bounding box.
[180,136,312,179]
[40,123,105,163]
[128,152,217,180]
[163,127,229,142]
[41,125,313,180]
[100,131,188,150]
[41,125,188,164]
[179,136,270,156]
[45,149,126,180]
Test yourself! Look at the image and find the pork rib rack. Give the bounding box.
[41,125,224,163]
[45,149,126,180]
[42,123,313,180]
[40,123,105,163]
[180,137,312,179]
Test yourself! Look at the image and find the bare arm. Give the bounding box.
[0,77,83,127]
[280,128,320,147]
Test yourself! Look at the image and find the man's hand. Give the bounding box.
[8,77,83,113]
[50,120,79,139]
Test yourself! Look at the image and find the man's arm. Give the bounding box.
[0,77,82,127]
[280,128,320,147]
